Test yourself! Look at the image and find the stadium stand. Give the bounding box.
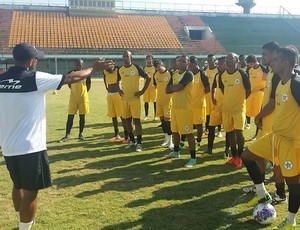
[8,11,184,55]
[201,15,300,54]
[164,15,225,55]
[0,8,226,56]
[0,9,13,54]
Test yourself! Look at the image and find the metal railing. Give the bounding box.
[1,0,300,16]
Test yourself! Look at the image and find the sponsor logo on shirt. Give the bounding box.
[0,79,22,90]
[235,79,240,84]
[282,93,288,102]
[284,161,293,170]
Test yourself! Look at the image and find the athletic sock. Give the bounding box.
[255,183,268,198]
[174,145,179,152]
[165,120,172,135]
[231,146,237,158]
[237,147,244,157]
[190,150,196,159]
[144,102,149,117]
[124,130,128,139]
[275,182,285,197]
[128,132,135,143]
[208,126,215,149]
[137,135,142,144]
[19,221,33,230]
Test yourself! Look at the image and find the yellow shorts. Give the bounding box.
[156,104,171,119]
[68,98,89,115]
[246,91,263,118]
[205,93,213,115]
[144,87,157,102]
[171,109,193,135]
[209,106,222,126]
[222,112,245,132]
[107,93,123,118]
[192,107,206,125]
[122,100,141,119]
[248,133,300,177]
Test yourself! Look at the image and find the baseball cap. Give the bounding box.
[13,43,44,61]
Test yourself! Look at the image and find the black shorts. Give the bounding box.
[4,150,52,190]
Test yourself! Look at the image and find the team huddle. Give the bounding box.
[99,51,258,169]
[0,41,299,230]
[98,43,299,230]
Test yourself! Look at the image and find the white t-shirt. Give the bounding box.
[0,67,64,156]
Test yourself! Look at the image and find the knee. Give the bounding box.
[235,130,243,137]
[286,182,300,195]
[133,118,141,126]
[241,149,253,161]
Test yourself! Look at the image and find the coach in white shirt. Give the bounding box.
[0,43,113,230]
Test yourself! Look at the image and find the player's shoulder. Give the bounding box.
[184,70,194,78]
[118,65,125,70]
[133,63,142,69]
[291,73,300,85]
[237,69,248,77]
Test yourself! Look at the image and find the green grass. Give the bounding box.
[0,79,298,230]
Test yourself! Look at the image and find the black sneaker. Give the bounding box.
[272,193,287,205]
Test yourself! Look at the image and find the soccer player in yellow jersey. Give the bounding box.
[188,56,210,152]
[143,54,157,121]
[242,47,300,229]
[60,59,91,142]
[242,42,287,204]
[168,57,179,76]
[245,55,267,137]
[204,54,220,136]
[207,56,230,155]
[164,55,196,168]
[117,50,151,152]
[239,54,248,72]
[153,59,173,149]
[103,64,128,144]
[220,53,251,169]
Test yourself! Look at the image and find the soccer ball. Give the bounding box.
[253,203,276,225]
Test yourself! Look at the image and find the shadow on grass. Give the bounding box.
[101,187,269,230]
[51,145,249,193]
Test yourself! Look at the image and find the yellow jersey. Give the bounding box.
[144,65,156,90]
[103,68,118,86]
[212,72,224,110]
[220,69,251,114]
[262,70,280,108]
[191,69,209,108]
[171,70,194,110]
[274,74,300,147]
[204,66,218,87]
[68,69,90,102]
[117,64,148,101]
[247,65,267,92]
[153,69,172,106]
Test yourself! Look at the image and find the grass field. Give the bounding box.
[0,79,298,230]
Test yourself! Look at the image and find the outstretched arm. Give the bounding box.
[63,60,114,85]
